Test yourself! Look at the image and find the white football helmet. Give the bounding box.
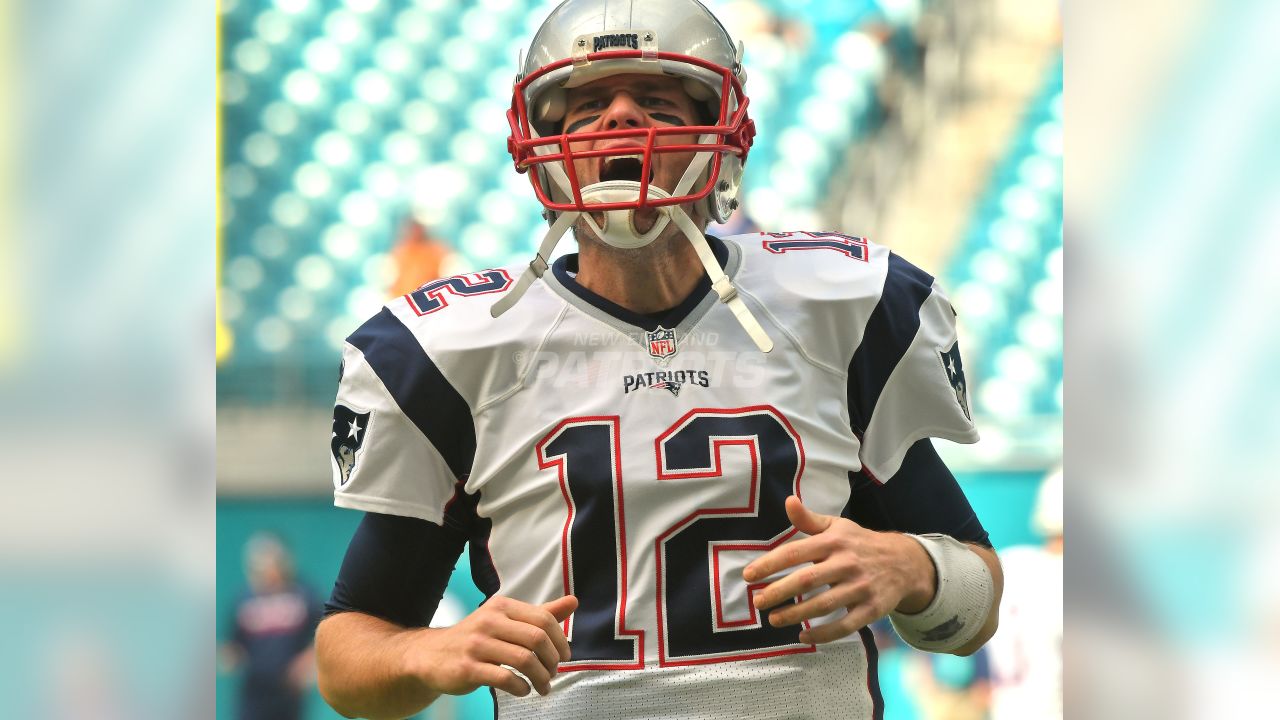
[491,0,771,352]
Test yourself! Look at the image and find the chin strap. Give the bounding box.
[580,182,673,249]
[490,208,581,318]
[494,136,718,318]
[668,207,774,353]
[574,135,715,248]
[493,136,773,353]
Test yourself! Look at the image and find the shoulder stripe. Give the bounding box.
[348,307,475,479]
[847,253,935,434]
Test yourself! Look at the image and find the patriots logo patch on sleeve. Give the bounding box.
[939,341,972,420]
[331,404,372,487]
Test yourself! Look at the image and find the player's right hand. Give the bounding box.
[409,594,577,698]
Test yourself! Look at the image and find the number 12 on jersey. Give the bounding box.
[536,406,818,669]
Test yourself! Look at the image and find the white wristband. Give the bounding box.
[889,533,994,653]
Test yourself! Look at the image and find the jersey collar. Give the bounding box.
[545,234,741,338]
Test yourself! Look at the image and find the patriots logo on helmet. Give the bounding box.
[939,341,971,420]
[592,33,639,52]
[331,404,372,488]
[646,326,677,361]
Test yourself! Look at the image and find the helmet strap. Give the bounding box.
[490,208,581,318]
[667,205,773,352]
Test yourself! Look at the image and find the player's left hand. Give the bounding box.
[742,496,936,644]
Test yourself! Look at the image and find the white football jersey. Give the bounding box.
[329,231,978,719]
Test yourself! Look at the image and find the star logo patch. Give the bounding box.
[938,341,972,420]
[330,404,372,488]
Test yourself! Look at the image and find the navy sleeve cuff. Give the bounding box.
[842,437,992,548]
[325,510,470,628]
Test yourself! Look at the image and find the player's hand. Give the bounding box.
[742,496,935,644]
[408,594,577,698]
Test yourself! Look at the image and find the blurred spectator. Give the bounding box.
[220,533,322,720]
[890,618,991,720]
[41,632,136,720]
[1067,499,1185,720]
[388,217,451,299]
[984,466,1063,719]
[914,650,991,720]
[869,619,925,720]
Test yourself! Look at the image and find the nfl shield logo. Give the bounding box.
[646,326,678,361]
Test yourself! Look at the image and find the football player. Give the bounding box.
[316,1,1003,718]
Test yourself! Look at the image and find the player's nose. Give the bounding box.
[600,91,647,130]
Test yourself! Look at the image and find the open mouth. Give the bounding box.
[599,155,654,184]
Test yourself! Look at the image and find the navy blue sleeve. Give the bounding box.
[845,253,936,437]
[325,512,466,628]
[842,437,992,547]
[325,496,477,628]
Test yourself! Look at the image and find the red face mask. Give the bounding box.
[507,49,756,215]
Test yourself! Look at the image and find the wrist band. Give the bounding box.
[889,533,994,653]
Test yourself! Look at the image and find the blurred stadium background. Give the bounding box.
[216,0,1061,717]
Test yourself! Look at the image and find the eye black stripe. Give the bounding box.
[648,112,686,126]
[565,115,601,133]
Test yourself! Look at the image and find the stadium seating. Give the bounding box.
[948,54,1063,420]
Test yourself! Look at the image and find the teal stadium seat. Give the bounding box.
[947,55,1062,420]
